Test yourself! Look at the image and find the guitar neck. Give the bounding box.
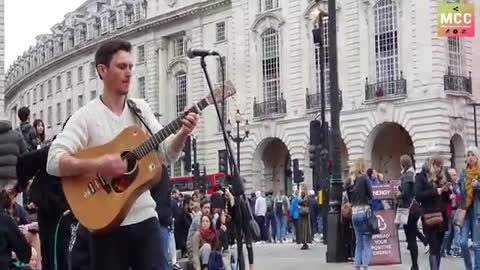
[132,97,210,159]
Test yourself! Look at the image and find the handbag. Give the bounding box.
[341,191,352,222]
[362,209,380,234]
[300,206,310,216]
[453,208,467,227]
[423,212,443,227]
[394,198,416,225]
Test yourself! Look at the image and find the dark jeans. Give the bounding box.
[158,226,170,270]
[424,227,445,256]
[404,213,421,268]
[69,222,94,270]
[255,216,267,241]
[293,219,299,244]
[37,207,74,270]
[87,217,166,270]
[266,213,277,241]
[424,225,446,270]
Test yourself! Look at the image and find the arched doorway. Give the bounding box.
[252,138,291,195]
[365,122,415,181]
[450,134,466,172]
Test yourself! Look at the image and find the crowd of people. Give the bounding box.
[340,148,480,270]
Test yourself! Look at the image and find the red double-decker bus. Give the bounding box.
[170,172,228,194]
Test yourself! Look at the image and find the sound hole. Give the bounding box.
[110,151,138,193]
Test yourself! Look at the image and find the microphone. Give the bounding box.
[187,48,220,58]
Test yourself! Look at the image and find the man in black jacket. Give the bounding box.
[150,164,174,270]
[17,144,73,270]
[16,107,37,152]
[0,189,31,269]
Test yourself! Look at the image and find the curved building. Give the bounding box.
[5,0,480,194]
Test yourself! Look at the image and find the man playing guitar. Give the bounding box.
[46,39,199,270]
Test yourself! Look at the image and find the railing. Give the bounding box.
[365,71,407,101]
[253,93,287,118]
[444,71,472,94]
[306,88,343,111]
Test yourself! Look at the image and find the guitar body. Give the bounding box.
[62,126,162,233]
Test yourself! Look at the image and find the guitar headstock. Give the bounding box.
[206,80,237,104]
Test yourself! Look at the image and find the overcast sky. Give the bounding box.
[5,0,85,69]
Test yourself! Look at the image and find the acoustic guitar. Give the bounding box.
[62,81,236,233]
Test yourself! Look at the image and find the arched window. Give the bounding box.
[175,71,187,115]
[261,28,280,102]
[373,0,399,93]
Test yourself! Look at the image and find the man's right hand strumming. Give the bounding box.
[57,153,126,178]
[96,154,128,179]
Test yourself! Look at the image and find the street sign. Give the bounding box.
[370,184,402,266]
[370,210,402,265]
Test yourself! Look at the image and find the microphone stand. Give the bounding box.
[199,56,254,270]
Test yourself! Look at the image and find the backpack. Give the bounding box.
[275,200,284,215]
[266,197,274,214]
[207,250,224,270]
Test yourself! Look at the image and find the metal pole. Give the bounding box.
[193,137,197,167]
[237,121,241,173]
[474,105,478,147]
[326,0,345,262]
[318,12,326,131]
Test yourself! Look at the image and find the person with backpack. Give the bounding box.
[16,107,38,152]
[265,192,276,243]
[275,192,289,243]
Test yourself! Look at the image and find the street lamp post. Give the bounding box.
[326,0,346,263]
[226,109,250,173]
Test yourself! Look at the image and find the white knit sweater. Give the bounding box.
[47,97,181,226]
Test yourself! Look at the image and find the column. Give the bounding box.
[157,37,169,124]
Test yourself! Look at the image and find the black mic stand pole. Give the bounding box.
[199,56,253,270]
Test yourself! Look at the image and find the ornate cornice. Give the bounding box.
[251,10,285,33]
[5,0,231,100]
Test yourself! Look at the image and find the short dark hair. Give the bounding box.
[366,168,373,178]
[400,155,413,169]
[200,198,210,208]
[94,39,132,80]
[18,106,30,122]
[214,184,223,192]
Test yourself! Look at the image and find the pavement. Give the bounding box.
[252,240,465,270]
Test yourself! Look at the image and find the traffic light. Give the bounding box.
[309,120,322,169]
[309,145,317,169]
[192,162,200,177]
[293,159,305,183]
[310,120,322,145]
[218,149,228,173]
[182,136,191,173]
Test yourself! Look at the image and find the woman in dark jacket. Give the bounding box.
[16,142,73,270]
[415,155,451,270]
[348,158,373,270]
[398,154,424,270]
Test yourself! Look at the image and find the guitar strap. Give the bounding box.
[126,99,155,137]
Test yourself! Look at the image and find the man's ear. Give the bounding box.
[97,64,108,80]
